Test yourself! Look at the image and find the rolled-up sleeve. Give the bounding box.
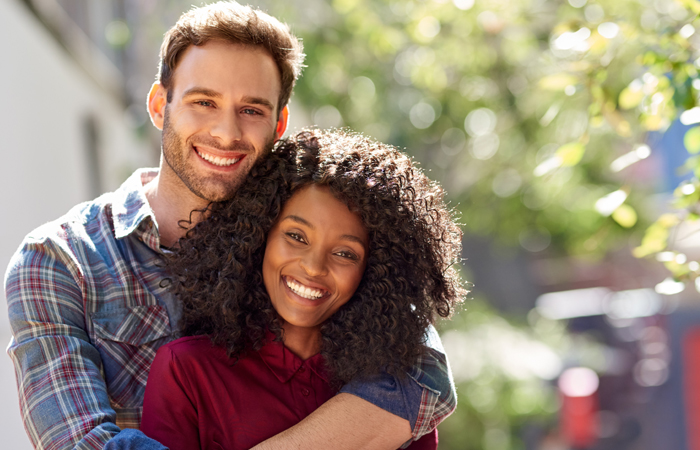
[339,325,456,446]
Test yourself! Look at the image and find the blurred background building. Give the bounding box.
[1,1,152,447]
[3,0,700,449]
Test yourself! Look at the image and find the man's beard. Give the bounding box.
[161,107,275,202]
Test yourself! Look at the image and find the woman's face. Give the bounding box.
[263,185,368,333]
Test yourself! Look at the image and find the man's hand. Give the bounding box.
[251,393,412,450]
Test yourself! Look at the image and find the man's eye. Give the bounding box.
[196,100,213,107]
[242,108,261,115]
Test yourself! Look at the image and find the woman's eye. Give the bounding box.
[335,250,358,261]
[286,232,306,243]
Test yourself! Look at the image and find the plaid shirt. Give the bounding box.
[5,168,456,450]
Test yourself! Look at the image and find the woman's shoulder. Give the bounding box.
[163,335,213,350]
[152,336,268,387]
[157,335,227,363]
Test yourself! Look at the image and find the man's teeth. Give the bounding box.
[197,150,241,167]
[286,278,325,299]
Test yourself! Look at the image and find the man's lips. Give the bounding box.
[194,145,247,167]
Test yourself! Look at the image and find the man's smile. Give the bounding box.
[194,146,243,167]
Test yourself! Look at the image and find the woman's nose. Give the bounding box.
[299,251,328,277]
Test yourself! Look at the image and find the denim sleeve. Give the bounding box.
[339,325,456,445]
[104,429,169,450]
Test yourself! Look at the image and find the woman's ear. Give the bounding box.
[147,82,167,130]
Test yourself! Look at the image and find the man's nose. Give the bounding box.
[210,110,242,144]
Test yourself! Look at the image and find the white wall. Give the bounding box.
[0,1,153,447]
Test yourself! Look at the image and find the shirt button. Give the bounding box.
[298,366,306,373]
[301,388,310,396]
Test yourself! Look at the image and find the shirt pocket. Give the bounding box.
[91,305,172,409]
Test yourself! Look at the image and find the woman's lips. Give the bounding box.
[283,276,329,300]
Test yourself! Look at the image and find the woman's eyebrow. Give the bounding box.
[281,215,366,246]
[339,234,367,246]
[282,215,313,228]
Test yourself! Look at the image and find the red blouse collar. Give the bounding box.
[258,331,331,384]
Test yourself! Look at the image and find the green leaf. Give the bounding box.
[633,214,678,258]
[612,204,637,228]
[619,85,644,110]
[556,142,586,166]
[684,126,700,154]
[658,213,681,228]
[633,225,668,257]
[539,74,578,91]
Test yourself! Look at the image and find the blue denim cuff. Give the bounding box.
[104,428,169,450]
[339,369,424,430]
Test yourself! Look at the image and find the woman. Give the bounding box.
[141,129,466,449]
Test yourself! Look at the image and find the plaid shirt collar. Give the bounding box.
[112,168,162,251]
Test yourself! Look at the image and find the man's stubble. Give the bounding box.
[161,106,276,203]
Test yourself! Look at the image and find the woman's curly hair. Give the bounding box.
[167,129,467,385]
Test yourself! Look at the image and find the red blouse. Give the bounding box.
[141,335,437,450]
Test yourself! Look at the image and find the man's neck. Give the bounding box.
[143,169,210,248]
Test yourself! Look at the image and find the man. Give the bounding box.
[5,2,455,449]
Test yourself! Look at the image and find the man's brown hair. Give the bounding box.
[158,1,305,112]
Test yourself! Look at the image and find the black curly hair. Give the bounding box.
[167,129,466,385]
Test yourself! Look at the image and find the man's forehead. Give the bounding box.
[170,41,281,104]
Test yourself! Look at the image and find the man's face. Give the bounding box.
[151,40,283,203]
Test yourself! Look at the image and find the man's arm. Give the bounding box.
[5,236,165,450]
[251,393,411,450]
[253,325,455,450]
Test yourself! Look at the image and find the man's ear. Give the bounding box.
[274,105,289,140]
[147,82,167,131]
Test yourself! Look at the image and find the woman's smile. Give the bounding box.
[283,276,328,300]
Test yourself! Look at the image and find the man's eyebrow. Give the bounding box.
[182,87,222,99]
[180,89,275,111]
[242,96,275,111]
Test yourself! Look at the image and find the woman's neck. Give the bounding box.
[281,323,322,360]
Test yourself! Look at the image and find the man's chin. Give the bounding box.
[191,180,242,203]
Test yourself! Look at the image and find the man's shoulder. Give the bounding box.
[23,192,116,247]
[22,168,156,248]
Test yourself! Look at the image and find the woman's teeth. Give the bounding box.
[197,150,241,167]
[286,278,325,299]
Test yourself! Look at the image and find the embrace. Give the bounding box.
[5,2,466,450]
